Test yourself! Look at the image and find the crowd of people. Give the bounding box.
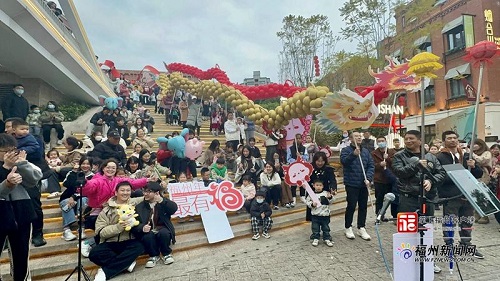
[1,81,500,279]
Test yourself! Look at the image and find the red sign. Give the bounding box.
[397,212,418,233]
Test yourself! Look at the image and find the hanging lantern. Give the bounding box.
[463,40,500,67]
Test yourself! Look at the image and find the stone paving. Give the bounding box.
[87,208,500,281]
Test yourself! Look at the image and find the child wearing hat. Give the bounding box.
[249,190,273,240]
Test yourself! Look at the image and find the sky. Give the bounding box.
[73,0,355,84]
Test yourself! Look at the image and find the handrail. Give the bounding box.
[33,0,81,53]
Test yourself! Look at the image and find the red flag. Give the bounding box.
[100,60,115,69]
[461,77,477,102]
[110,68,121,79]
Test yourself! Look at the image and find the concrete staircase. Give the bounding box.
[0,106,351,280]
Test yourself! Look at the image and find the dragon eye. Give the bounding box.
[348,107,354,113]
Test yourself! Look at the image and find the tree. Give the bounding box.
[317,51,379,92]
[277,15,338,87]
[339,0,399,57]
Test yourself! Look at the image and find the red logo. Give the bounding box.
[397,212,418,233]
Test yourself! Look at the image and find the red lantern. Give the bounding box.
[464,40,500,67]
[313,55,320,77]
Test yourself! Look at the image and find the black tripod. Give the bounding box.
[65,179,91,281]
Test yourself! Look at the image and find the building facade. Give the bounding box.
[381,0,500,144]
[242,71,271,86]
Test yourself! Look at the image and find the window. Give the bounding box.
[418,125,436,145]
[446,26,465,52]
[449,76,470,98]
[419,42,432,53]
[424,85,435,105]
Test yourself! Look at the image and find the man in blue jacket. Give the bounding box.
[340,131,374,241]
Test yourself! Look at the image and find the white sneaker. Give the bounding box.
[127,261,136,272]
[345,227,355,239]
[80,240,91,258]
[47,192,62,199]
[93,268,106,281]
[325,240,334,247]
[145,256,160,268]
[252,233,260,240]
[300,196,306,203]
[163,254,174,265]
[62,229,77,241]
[357,227,371,241]
[434,265,442,273]
[57,140,63,145]
[312,239,319,246]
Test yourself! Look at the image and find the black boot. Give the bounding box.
[32,234,47,247]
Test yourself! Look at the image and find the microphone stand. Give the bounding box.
[417,172,427,281]
[65,177,91,281]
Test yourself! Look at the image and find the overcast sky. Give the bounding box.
[74,0,355,83]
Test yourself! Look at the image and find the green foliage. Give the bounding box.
[256,98,280,111]
[317,51,381,91]
[57,102,92,122]
[310,124,342,147]
[339,0,397,56]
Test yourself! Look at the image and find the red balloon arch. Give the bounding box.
[165,62,305,100]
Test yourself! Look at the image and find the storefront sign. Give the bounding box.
[484,10,500,44]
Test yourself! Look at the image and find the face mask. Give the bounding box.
[95,136,103,141]
[47,104,55,109]
[256,199,264,204]
[342,133,348,138]
[33,109,40,114]
[145,113,150,116]
[14,89,24,95]
[378,142,387,149]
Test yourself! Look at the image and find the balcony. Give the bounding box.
[0,0,113,104]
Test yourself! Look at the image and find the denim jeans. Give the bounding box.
[59,197,88,227]
[311,215,331,240]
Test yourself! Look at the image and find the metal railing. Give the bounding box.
[33,0,81,52]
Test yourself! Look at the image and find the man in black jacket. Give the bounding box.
[392,130,446,214]
[436,131,484,259]
[1,85,30,120]
[134,182,178,268]
[392,130,446,274]
[86,107,112,137]
[110,117,130,146]
[88,130,127,166]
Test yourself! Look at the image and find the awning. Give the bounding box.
[414,35,431,47]
[389,49,401,57]
[442,16,463,33]
[444,63,471,80]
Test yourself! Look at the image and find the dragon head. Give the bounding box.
[368,56,421,92]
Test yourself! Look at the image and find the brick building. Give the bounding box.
[380,0,500,143]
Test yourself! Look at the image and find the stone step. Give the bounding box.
[0,199,353,280]
[37,191,347,237]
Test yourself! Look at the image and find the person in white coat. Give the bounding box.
[224,112,240,151]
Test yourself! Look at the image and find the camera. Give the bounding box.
[75,172,87,186]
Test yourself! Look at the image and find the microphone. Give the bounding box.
[376,193,395,223]
[409,156,438,183]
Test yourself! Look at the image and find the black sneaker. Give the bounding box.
[474,249,484,259]
[32,235,47,247]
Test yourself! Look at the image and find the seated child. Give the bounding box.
[305,179,335,247]
[249,191,273,240]
[46,149,62,168]
[11,118,42,162]
[240,175,256,213]
[210,158,228,183]
[26,105,42,137]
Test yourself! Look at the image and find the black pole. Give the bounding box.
[65,180,91,281]
[418,172,427,281]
